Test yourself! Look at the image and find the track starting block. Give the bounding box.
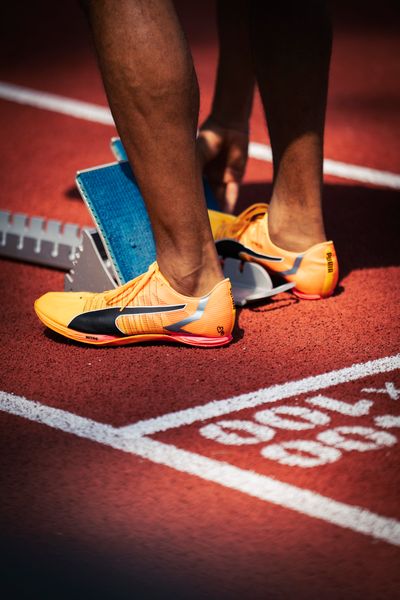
[0,139,293,306]
[0,210,81,270]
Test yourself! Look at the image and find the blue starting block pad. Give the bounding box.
[110,137,127,162]
[76,160,220,284]
[110,137,220,212]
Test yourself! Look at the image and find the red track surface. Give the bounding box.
[1,2,399,598]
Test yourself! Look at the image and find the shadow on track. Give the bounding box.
[0,534,200,600]
[236,182,400,281]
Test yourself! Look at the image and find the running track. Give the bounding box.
[0,2,399,598]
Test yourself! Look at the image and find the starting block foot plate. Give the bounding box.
[222,258,294,306]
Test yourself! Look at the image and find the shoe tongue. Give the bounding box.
[244,203,268,220]
[253,210,267,224]
[253,211,265,222]
[241,206,267,235]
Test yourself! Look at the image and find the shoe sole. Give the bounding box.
[293,289,334,300]
[34,305,232,348]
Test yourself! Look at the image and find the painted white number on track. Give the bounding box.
[254,405,330,430]
[198,386,399,468]
[261,440,341,468]
[362,382,400,401]
[317,426,397,452]
[374,415,400,428]
[306,395,373,416]
[200,420,275,445]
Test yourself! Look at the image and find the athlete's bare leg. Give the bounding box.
[83,0,223,296]
[251,1,332,252]
[199,1,332,253]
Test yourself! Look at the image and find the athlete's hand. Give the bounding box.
[197,117,249,214]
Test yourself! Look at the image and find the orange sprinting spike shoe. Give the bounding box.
[34,262,235,347]
[213,204,339,299]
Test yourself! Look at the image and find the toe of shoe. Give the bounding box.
[34,292,89,327]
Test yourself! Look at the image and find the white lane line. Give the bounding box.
[1,390,399,547]
[249,141,400,190]
[1,81,400,190]
[119,354,400,437]
[0,81,114,126]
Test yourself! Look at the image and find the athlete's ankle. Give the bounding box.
[158,253,224,297]
[267,197,327,252]
[161,267,224,297]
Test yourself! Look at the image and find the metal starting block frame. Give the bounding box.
[222,260,294,306]
[0,137,294,306]
[65,227,294,305]
[64,228,117,292]
[65,226,293,304]
[0,209,293,306]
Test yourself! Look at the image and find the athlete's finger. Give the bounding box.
[225,181,239,213]
[196,129,222,168]
[222,145,247,185]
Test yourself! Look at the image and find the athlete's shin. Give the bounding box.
[250,2,332,253]
[86,0,223,297]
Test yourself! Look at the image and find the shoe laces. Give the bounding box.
[105,262,159,311]
[216,203,268,239]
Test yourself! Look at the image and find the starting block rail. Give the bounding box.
[0,210,81,270]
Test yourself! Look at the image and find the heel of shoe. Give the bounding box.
[290,242,339,299]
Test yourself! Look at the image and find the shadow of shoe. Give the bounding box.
[237,181,399,283]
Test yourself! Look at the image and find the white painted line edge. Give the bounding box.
[248,141,400,189]
[1,81,400,189]
[0,81,114,126]
[119,354,400,437]
[0,390,399,547]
